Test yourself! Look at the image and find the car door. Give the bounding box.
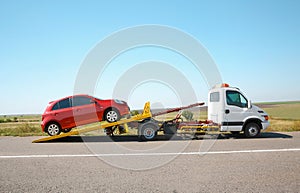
[223,90,250,131]
[71,96,98,126]
[52,98,74,129]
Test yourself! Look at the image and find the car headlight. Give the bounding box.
[114,99,125,104]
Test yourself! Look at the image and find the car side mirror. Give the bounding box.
[247,100,252,109]
[91,100,97,104]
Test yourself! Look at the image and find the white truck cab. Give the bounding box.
[208,83,270,137]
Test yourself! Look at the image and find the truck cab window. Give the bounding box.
[210,92,220,102]
[226,90,247,108]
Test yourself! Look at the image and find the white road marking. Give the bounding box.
[1,148,300,159]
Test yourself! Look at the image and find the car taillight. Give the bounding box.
[264,115,269,121]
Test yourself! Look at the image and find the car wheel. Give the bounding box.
[104,108,120,123]
[244,122,260,138]
[46,123,61,136]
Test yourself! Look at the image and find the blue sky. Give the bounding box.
[0,0,299,114]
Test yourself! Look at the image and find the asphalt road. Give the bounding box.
[1,132,300,193]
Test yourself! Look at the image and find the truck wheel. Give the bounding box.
[46,123,61,136]
[244,122,260,138]
[139,123,158,141]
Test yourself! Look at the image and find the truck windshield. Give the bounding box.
[226,90,248,108]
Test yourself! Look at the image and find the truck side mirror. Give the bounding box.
[247,100,252,109]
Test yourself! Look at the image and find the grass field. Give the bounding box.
[255,101,300,132]
[0,115,43,136]
[0,101,299,136]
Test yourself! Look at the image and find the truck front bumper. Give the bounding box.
[261,121,270,130]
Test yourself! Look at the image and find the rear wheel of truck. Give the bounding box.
[244,122,260,138]
[138,122,158,141]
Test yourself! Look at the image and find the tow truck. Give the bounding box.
[33,83,270,143]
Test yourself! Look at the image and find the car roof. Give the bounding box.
[49,94,93,104]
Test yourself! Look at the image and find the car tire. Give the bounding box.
[244,122,261,138]
[104,108,120,123]
[46,122,61,136]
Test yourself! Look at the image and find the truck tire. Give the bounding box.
[244,122,261,138]
[138,122,158,141]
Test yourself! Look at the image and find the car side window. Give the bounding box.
[52,102,59,110]
[58,98,71,109]
[226,90,247,108]
[72,96,92,107]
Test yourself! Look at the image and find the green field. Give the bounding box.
[0,101,299,136]
[256,101,300,120]
[255,101,300,132]
[0,115,43,136]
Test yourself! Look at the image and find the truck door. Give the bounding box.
[223,90,249,131]
[208,91,224,124]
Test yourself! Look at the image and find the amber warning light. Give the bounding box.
[221,83,230,87]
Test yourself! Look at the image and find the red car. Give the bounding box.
[41,95,130,136]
